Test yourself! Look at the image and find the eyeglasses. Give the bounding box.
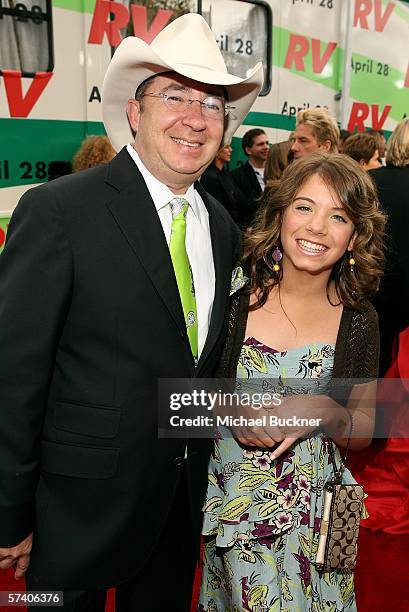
[140,90,236,119]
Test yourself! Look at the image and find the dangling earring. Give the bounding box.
[348,250,355,274]
[345,250,357,299]
[271,245,283,273]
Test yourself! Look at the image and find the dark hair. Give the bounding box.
[243,153,385,311]
[367,129,386,158]
[242,128,266,155]
[134,74,162,111]
[368,128,384,136]
[343,133,378,164]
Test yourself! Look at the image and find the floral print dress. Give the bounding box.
[199,337,357,612]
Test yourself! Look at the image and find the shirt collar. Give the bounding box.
[126,144,200,220]
[249,161,264,176]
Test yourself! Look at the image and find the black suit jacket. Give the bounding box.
[369,165,409,374]
[0,148,241,588]
[200,163,250,225]
[230,161,263,225]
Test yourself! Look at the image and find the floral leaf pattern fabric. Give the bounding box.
[199,338,358,611]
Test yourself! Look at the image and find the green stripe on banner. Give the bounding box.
[0,217,10,254]
[243,112,296,131]
[0,119,105,188]
[53,0,95,14]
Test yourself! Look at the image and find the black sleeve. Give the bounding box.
[201,168,224,205]
[215,292,249,379]
[350,305,380,379]
[329,303,379,409]
[0,186,73,546]
[230,166,247,195]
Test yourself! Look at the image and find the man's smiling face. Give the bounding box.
[127,73,225,194]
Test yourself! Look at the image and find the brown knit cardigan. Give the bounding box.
[216,292,380,406]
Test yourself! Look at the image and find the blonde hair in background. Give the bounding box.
[73,135,115,172]
[386,118,409,167]
[296,107,340,153]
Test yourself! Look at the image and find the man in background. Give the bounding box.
[231,128,270,225]
[290,107,339,159]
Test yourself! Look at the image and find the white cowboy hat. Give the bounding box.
[102,13,263,150]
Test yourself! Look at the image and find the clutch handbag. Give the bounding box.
[315,435,365,572]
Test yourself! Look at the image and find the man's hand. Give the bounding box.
[0,533,33,580]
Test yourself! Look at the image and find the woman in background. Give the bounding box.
[72,135,115,171]
[256,141,292,217]
[343,133,382,171]
[201,143,251,227]
[264,140,292,187]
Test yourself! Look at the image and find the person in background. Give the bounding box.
[200,153,385,611]
[370,118,409,375]
[72,135,115,171]
[201,143,250,226]
[290,107,339,159]
[0,14,262,612]
[368,128,387,162]
[47,161,72,181]
[339,128,352,152]
[343,132,382,171]
[264,140,292,187]
[230,128,270,225]
[256,141,292,215]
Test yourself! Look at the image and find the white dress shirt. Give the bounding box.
[126,144,215,358]
[249,162,265,191]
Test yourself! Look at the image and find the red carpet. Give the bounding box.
[1,531,408,611]
[354,529,409,611]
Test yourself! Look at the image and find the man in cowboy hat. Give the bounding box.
[0,13,262,612]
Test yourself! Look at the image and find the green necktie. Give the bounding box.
[169,197,198,363]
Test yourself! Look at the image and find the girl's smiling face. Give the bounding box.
[280,173,356,276]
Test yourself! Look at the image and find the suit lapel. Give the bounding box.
[246,161,262,196]
[104,149,188,342]
[104,149,235,369]
[196,184,233,372]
